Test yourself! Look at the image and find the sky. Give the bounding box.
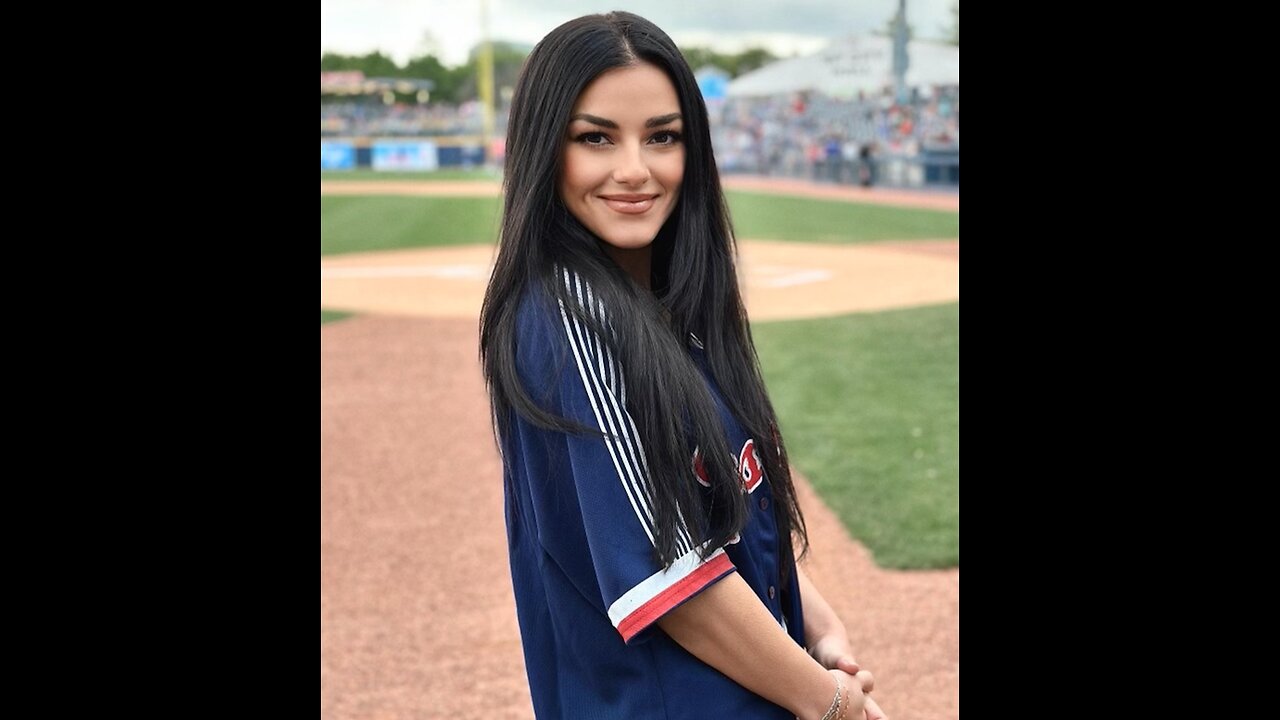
[321,0,956,67]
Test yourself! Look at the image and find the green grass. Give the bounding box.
[322,309,352,324]
[727,190,958,243]
[321,196,502,255]
[754,302,959,569]
[320,191,954,256]
[321,169,500,182]
[317,175,959,245]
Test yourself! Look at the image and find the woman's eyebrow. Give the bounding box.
[645,113,682,128]
[570,113,617,128]
[569,112,683,128]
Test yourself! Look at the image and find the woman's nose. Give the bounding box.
[611,144,650,185]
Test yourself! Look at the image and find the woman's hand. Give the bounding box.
[809,635,887,719]
[808,633,862,676]
[861,696,888,720]
[795,568,886,718]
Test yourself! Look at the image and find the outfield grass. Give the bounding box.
[753,302,959,570]
[321,196,502,255]
[320,190,957,256]
[321,169,500,182]
[322,310,352,324]
[727,190,958,243]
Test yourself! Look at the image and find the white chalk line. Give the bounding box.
[749,266,834,288]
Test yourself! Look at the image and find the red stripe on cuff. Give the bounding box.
[617,552,735,643]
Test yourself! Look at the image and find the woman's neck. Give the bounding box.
[603,244,652,291]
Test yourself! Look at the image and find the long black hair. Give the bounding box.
[480,11,808,576]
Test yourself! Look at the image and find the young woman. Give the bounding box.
[480,12,886,720]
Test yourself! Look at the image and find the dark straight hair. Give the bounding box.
[480,11,808,578]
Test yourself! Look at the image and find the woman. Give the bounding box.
[480,12,886,720]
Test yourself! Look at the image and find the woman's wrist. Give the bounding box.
[820,670,848,720]
[796,669,844,720]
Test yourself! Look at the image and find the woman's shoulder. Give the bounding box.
[513,270,598,369]
[510,285,559,398]
[514,281,561,359]
[518,266,629,380]
[516,265,604,342]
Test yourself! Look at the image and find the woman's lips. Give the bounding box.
[600,195,657,214]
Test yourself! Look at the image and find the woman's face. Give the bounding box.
[559,62,685,261]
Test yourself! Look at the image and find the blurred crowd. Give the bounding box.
[321,84,958,185]
[321,101,491,137]
[709,85,958,183]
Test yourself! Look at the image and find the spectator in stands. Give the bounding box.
[824,136,842,182]
[859,142,875,187]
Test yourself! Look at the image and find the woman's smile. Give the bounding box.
[599,193,659,214]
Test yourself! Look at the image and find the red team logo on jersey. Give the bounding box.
[691,440,764,494]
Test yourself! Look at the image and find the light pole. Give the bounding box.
[892,0,911,106]
[478,0,496,167]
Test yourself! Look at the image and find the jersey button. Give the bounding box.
[759,497,769,510]
[768,585,776,599]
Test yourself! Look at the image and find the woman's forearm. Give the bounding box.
[797,564,848,643]
[656,572,839,720]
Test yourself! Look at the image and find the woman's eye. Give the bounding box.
[575,132,610,146]
[650,131,682,145]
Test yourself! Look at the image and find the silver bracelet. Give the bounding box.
[819,673,843,720]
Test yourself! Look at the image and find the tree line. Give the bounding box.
[321,43,779,105]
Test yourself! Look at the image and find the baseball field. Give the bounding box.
[321,173,959,719]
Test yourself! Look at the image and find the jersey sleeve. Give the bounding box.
[515,271,736,644]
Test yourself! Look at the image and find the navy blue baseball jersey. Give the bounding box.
[500,267,806,719]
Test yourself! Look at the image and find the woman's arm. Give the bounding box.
[657,572,861,720]
[797,564,860,673]
[796,565,887,720]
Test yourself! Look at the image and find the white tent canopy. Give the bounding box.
[727,35,959,99]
